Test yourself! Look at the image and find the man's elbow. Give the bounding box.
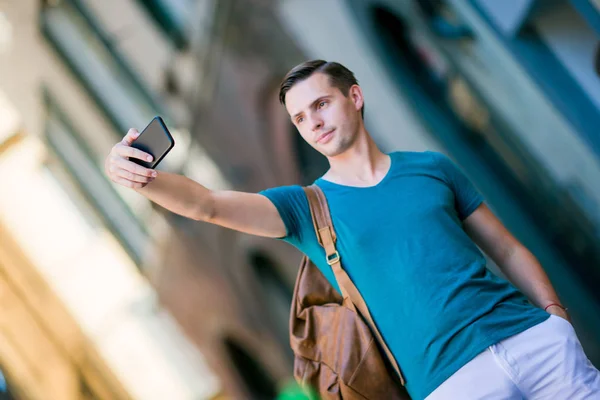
[191,191,216,222]
[496,244,532,269]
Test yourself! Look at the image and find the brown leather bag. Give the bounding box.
[289,185,411,399]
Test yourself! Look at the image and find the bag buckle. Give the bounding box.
[326,251,341,265]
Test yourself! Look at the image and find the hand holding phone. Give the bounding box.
[130,116,175,169]
[105,116,175,189]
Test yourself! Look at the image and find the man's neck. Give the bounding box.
[322,133,392,187]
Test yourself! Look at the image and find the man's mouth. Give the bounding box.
[316,129,335,143]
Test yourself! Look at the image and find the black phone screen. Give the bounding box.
[130,116,175,169]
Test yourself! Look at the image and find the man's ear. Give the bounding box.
[349,85,364,113]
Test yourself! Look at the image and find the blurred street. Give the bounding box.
[1,0,600,399]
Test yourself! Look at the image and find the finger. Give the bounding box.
[112,176,146,189]
[121,128,141,146]
[114,156,156,177]
[114,168,155,183]
[115,144,154,162]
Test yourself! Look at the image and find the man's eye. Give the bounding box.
[318,101,327,108]
[297,117,304,123]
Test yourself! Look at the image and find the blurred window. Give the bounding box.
[223,338,277,399]
[249,251,293,361]
[529,3,600,114]
[43,89,150,268]
[134,0,196,49]
[467,0,600,232]
[40,0,165,136]
[417,0,474,39]
[470,0,600,161]
[471,0,538,36]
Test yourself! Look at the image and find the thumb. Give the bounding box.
[121,128,140,146]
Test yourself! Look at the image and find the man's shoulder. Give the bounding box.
[259,184,304,195]
[258,184,309,209]
[390,149,443,166]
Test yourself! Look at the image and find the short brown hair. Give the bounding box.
[279,60,364,118]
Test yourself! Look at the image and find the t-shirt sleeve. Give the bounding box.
[431,152,484,220]
[257,185,310,245]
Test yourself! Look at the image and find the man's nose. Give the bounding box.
[310,115,324,132]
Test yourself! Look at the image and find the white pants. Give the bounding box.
[426,315,600,399]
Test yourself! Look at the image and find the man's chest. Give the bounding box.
[326,176,458,247]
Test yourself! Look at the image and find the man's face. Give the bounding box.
[285,73,363,157]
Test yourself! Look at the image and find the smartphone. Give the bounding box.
[130,116,175,169]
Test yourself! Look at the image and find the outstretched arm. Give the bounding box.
[105,128,287,238]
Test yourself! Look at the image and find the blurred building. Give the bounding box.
[1,0,600,399]
[0,0,237,398]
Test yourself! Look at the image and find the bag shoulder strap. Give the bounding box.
[302,184,405,386]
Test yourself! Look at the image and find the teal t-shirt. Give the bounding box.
[259,150,550,400]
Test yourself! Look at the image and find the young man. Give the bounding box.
[105,60,600,399]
